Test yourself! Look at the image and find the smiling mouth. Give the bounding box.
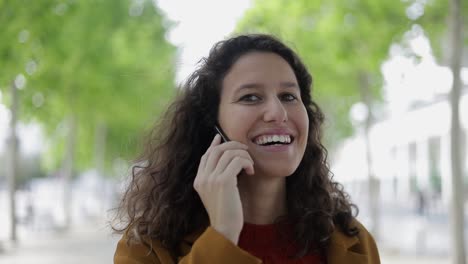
[252,135,295,146]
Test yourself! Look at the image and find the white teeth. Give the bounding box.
[254,135,292,145]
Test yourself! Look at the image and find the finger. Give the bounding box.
[201,135,220,167]
[195,134,222,189]
[217,140,249,150]
[207,134,221,152]
[244,163,255,175]
[213,149,253,176]
[200,134,221,172]
[221,157,255,180]
[195,154,207,188]
[204,140,247,175]
[212,134,221,146]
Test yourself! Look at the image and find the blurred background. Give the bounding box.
[0,0,467,263]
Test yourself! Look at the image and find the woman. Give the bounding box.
[113,34,380,263]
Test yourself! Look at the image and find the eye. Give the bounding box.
[239,94,261,103]
[280,93,298,102]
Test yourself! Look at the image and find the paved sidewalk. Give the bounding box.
[380,251,450,264]
[0,225,119,264]
[0,224,455,264]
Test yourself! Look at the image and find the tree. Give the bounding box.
[414,0,467,262]
[236,0,412,237]
[1,0,176,170]
[0,0,52,240]
[447,1,466,261]
[0,0,176,232]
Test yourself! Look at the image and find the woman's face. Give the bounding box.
[218,51,309,178]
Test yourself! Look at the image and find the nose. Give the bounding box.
[263,97,288,123]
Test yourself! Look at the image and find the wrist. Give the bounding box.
[212,226,242,245]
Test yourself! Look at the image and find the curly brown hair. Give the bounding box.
[113,33,358,258]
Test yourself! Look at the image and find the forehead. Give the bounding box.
[221,51,298,94]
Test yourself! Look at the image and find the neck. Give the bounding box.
[238,174,287,225]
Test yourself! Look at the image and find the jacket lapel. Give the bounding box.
[326,228,368,264]
[183,225,370,263]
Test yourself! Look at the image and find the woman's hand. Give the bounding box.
[194,134,254,245]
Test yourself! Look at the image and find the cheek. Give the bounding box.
[303,114,310,137]
[219,107,255,141]
[296,108,309,142]
[293,108,309,135]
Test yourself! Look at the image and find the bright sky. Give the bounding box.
[156,0,252,84]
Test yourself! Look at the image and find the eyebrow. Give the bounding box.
[236,81,299,91]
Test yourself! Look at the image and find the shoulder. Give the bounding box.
[351,219,379,254]
[114,227,261,264]
[114,231,173,264]
[327,218,380,264]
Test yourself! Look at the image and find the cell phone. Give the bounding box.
[214,124,249,175]
[214,125,230,142]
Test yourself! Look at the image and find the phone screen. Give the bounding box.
[214,125,230,142]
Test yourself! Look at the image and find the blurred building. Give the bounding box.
[331,62,468,255]
[334,72,467,208]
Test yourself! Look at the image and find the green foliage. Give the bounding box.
[0,0,177,175]
[414,0,468,62]
[236,0,412,145]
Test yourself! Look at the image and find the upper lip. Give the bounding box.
[251,128,296,141]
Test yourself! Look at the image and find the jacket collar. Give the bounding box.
[326,223,368,264]
[183,227,206,244]
[329,225,360,249]
[183,223,368,263]
[183,223,361,244]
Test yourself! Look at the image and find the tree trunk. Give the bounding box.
[6,80,19,242]
[448,0,466,263]
[62,114,77,230]
[94,121,107,217]
[94,121,106,177]
[359,72,380,239]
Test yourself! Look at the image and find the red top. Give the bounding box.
[238,222,326,264]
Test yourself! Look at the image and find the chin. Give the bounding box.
[256,164,299,178]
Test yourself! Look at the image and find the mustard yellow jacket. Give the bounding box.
[114,219,380,264]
